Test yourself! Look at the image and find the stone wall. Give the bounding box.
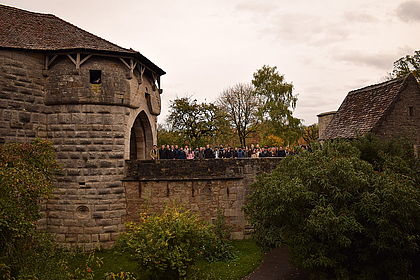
[45,56,129,106]
[42,55,159,249]
[43,104,130,249]
[0,50,47,143]
[123,158,282,239]
[373,77,420,151]
[317,111,336,140]
[1,48,160,249]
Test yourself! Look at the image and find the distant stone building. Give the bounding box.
[0,5,165,249]
[318,74,420,154]
[317,111,336,140]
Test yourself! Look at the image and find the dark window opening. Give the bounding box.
[409,106,414,117]
[90,70,102,84]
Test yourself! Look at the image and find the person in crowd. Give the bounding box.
[237,147,245,158]
[159,145,166,159]
[214,147,219,158]
[259,147,265,158]
[224,147,232,158]
[259,147,271,157]
[186,147,194,159]
[174,145,181,159]
[277,146,286,157]
[232,147,238,158]
[164,145,170,159]
[251,148,259,158]
[270,147,277,157]
[200,147,206,159]
[150,144,159,159]
[204,145,215,159]
[171,145,177,159]
[178,147,187,159]
[218,145,225,158]
[156,143,305,159]
[165,145,171,159]
[193,148,199,159]
[245,147,252,158]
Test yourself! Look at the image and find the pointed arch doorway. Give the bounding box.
[129,111,153,160]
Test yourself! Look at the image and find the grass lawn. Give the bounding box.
[80,239,263,280]
[186,239,263,280]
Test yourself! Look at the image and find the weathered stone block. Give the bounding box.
[78,234,91,243]
[103,225,118,233]
[99,233,110,242]
[68,226,84,234]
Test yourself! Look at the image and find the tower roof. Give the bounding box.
[0,4,165,75]
[321,74,417,140]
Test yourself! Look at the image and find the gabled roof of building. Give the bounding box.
[0,4,165,75]
[321,73,417,140]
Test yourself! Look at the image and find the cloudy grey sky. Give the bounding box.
[3,0,420,125]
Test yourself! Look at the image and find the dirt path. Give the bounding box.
[243,247,309,280]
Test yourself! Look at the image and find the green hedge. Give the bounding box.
[0,140,59,265]
[117,206,234,279]
[244,138,420,279]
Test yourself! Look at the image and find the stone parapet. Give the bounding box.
[123,158,283,240]
[125,158,282,180]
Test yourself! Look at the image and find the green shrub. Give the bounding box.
[244,140,420,279]
[0,140,109,280]
[0,263,12,280]
[0,140,59,258]
[13,233,71,280]
[351,134,419,185]
[4,233,104,280]
[104,272,137,280]
[118,206,234,279]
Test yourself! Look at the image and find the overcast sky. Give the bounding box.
[3,0,420,125]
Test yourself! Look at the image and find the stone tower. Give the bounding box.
[317,111,336,140]
[0,5,165,249]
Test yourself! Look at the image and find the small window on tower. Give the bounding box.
[90,70,101,84]
[409,106,414,117]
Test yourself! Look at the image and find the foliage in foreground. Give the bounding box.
[244,138,420,279]
[118,206,234,279]
[0,140,134,280]
[186,239,263,280]
[79,239,261,280]
[0,140,62,277]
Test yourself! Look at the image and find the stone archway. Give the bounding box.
[129,111,153,160]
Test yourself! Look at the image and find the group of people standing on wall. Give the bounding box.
[150,144,308,160]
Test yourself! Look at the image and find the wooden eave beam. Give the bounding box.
[44,51,162,82]
[120,58,141,80]
[79,54,93,66]
[136,64,146,84]
[66,54,77,66]
[66,53,93,69]
[44,54,58,70]
[119,57,131,69]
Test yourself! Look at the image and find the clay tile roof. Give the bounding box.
[0,4,165,75]
[321,74,414,140]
